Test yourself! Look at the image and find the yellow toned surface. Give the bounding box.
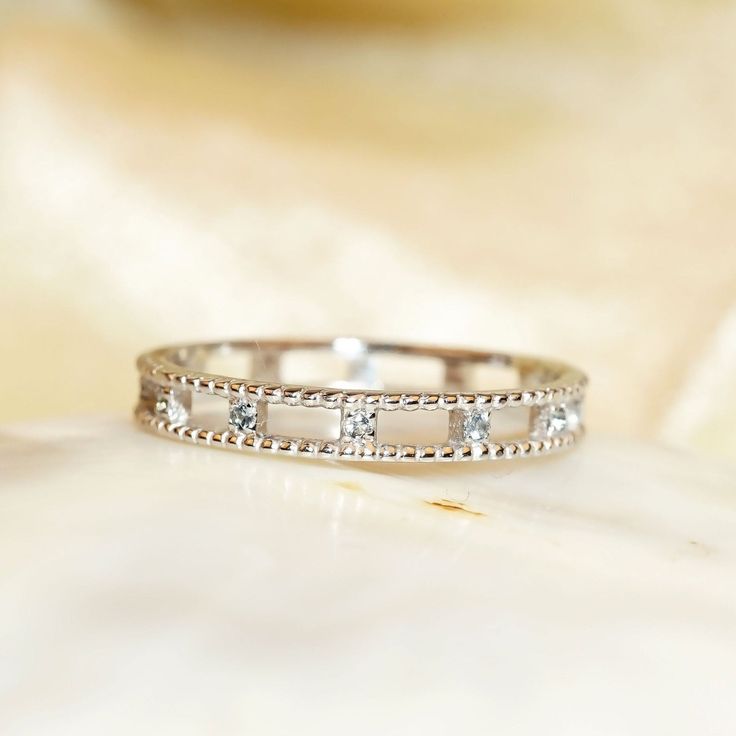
[2,6,735,730]
[124,0,647,29]
[0,0,735,463]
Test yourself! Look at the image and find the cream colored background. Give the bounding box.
[1,0,735,458]
[2,5,736,735]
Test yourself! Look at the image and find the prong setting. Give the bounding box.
[154,390,190,426]
[531,402,581,439]
[340,406,377,443]
[229,398,259,433]
[137,339,586,462]
[449,407,491,445]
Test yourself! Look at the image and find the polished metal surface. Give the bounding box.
[135,338,587,462]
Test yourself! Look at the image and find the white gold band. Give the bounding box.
[135,338,588,463]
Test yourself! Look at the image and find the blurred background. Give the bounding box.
[1,0,734,459]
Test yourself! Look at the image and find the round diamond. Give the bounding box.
[565,402,581,430]
[463,411,490,442]
[547,406,568,435]
[154,393,188,424]
[343,409,373,440]
[229,399,258,432]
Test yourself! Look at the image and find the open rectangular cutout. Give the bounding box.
[280,350,353,387]
[200,346,252,377]
[491,406,531,441]
[377,409,449,445]
[266,403,339,440]
[370,353,445,392]
[190,392,229,428]
[464,361,520,392]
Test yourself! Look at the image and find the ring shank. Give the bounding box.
[135,338,587,463]
[146,338,577,393]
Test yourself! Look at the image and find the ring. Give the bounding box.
[135,338,587,463]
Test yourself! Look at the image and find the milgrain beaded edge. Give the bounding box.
[136,341,587,463]
[134,405,583,463]
[138,364,587,410]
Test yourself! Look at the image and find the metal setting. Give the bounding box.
[135,338,588,463]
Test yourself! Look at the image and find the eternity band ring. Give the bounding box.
[135,338,587,463]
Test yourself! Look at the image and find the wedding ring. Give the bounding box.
[135,338,587,463]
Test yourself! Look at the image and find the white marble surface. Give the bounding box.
[1,416,735,735]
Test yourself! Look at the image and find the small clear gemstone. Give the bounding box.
[229,399,258,432]
[565,402,582,430]
[532,402,583,440]
[547,406,568,434]
[463,410,490,442]
[343,409,374,440]
[155,393,188,424]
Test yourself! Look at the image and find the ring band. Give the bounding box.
[135,338,587,463]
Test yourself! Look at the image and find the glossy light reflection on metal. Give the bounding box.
[135,338,588,463]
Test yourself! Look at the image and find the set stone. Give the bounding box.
[541,403,580,436]
[463,410,491,442]
[547,406,568,434]
[155,393,188,425]
[565,402,582,430]
[229,399,258,432]
[343,408,374,440]
[155,390,580,446]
